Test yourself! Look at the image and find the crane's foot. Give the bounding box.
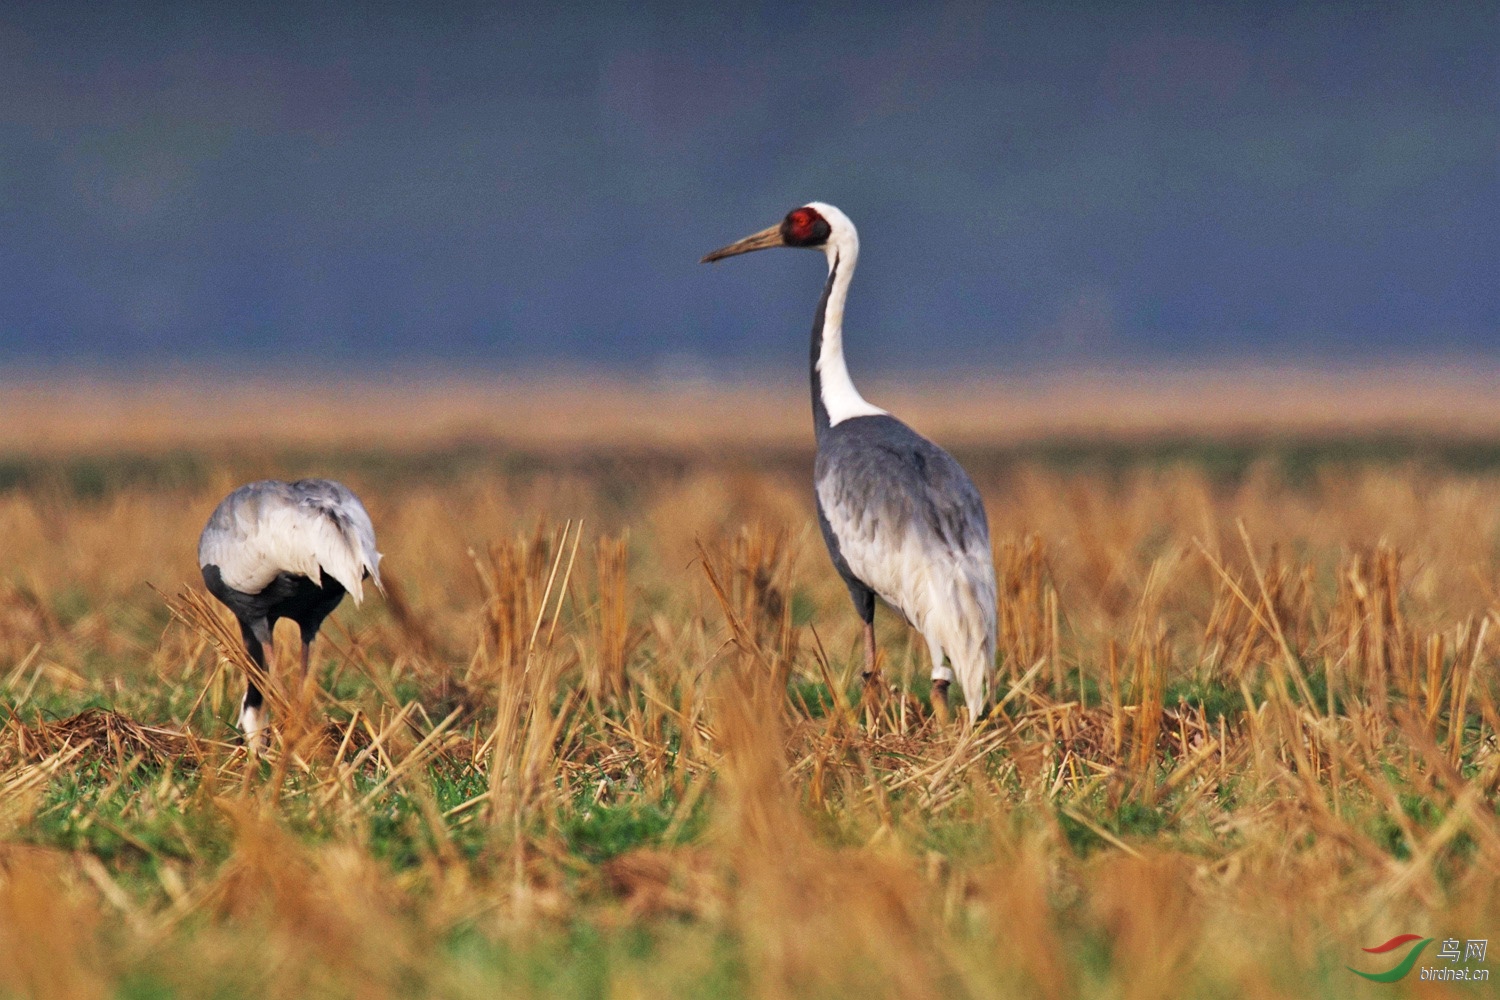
[239,704,269,755]
[860,669,889,729]
[930,679,951,726]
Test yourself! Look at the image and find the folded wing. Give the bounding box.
[198,479,383,602]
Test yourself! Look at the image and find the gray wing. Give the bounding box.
[288,479,383,595]
[198,479,293,571]
[815,416,990,567]
[815,415,995,642]
[199,479,383,601]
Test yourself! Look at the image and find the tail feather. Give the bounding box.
[308,502,381,604]
[924,557,997,717]
[199,478,383,601]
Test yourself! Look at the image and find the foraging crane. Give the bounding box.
[198,479,383,748]
[702,203,997,718]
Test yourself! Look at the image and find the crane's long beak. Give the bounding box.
[700,224,785,263]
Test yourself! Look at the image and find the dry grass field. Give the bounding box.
[1,371,1499,998]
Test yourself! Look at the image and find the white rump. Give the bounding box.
[198,480,383,601]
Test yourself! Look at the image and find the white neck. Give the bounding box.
[811,204,886,427]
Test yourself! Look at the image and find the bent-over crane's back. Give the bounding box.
[198,478,383,748]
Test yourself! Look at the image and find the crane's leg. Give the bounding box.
[287,622,328,740]
[297,593,341,687]
[299,634,322,711]
[240,619,276,753]
[289,591,341,741]
[930,678,951,725]
[928,636,953,727]
[240,687,266,752]
[860,619,883,730]
[850,586,886,726]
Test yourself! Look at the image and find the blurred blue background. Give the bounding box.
[1,2,1495,376]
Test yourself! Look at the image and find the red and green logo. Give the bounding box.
[1348,935,1433,983]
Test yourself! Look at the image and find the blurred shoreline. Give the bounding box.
[3,362,1500,455]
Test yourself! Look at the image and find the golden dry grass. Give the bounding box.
[0,374,1497,998]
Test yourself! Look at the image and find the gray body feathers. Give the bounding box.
[816,415,998,713]
[198,478,383,602]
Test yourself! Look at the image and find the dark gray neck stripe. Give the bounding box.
[810,252,838,444]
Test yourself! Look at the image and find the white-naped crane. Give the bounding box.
[702,203,997,719]
[198,478,383,748]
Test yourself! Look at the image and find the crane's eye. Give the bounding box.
[781,207,831,247]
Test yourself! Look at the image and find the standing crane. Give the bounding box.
[198,478,383,749]
[702,203,997,719]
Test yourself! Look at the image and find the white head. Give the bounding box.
[701,202,884,427]
[701,202,858,269]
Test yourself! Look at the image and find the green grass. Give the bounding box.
[13,434,1500,503]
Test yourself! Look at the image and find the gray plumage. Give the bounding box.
[815,416,998,714]
[816,416,990,569]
